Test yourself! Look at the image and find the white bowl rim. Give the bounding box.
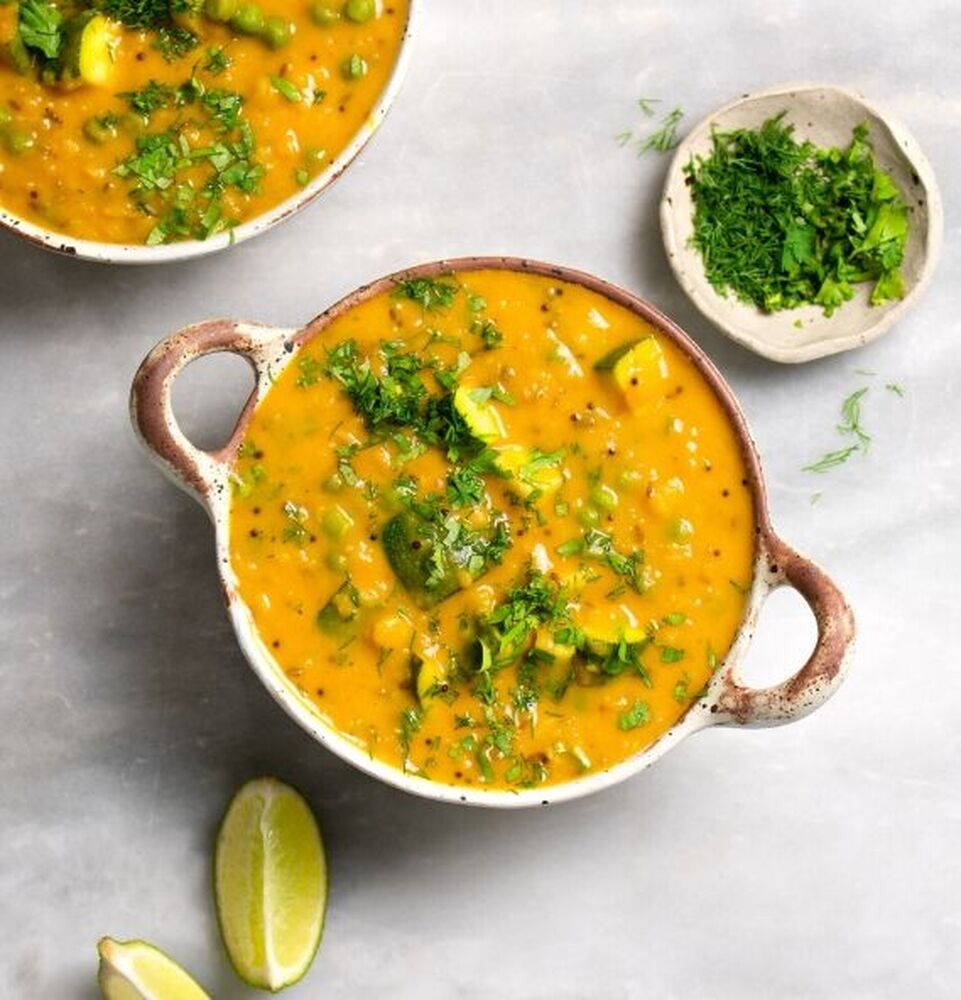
[0,0,420,265]
[660,81,944,364]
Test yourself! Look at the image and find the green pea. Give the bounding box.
[340,52,367,79]
[577,507,601,528]
[325,551,349,573]
[261,15,294,49]
[322,505,355,540]
[230,3,265,35]
[204,0,238,22]
[617,469,644,491]
[667,517,694,543]
[4,127,35,155]
[0,107,11,129]
[310,2,341,25]
[118,112,146,136]
[344,0,376,22]
[590,484,619,511]
[6,35,33,75]
[82,115,118,145]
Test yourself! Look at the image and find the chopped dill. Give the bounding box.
[837,387,871,449]
[803,445,861,474]
[684,114,910,317]
[617,100,684,155]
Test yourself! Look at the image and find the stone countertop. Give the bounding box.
[1,1,959,997]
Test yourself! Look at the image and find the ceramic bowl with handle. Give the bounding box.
[0,2,418,265]
[131,257,856,807]
[661,83,942,363]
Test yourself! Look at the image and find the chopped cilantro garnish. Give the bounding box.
[17,0,63,60]
[394,277,459,312]
[617,700,651,731]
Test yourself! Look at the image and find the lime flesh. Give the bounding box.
[97,937,210,1000]
[214,777,328,991]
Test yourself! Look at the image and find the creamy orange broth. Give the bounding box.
[0,1,407,244]
[229,271,755,790]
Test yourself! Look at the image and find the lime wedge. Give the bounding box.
[214,777,328,991]
[97,937,210,1000]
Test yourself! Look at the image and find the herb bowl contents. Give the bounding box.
[661,84,942,363]
[0,0,414,261]
[131,258,855,807]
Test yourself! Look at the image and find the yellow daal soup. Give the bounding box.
[0,0,408,245]
[229,270,756,791]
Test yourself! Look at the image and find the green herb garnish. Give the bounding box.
[685,114,910,317]
[617,100,684,155]
[394,277,459,312]
[17,0,63,60]
[617,700,651,731]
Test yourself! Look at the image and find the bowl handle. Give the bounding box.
[130,318,292,507]
[712,535,856,726]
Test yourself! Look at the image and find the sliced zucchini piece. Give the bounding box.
[533,628,577,701]
[62,13,117,86]
[493,444,564,499]
[453,385,506,443]
[611,336,669,410]
[381,512,461,607]
[412,652,449,708]
[575,607,646,658]
[315,580,360,633]
[593,338,640,371]
[4,34,35,76]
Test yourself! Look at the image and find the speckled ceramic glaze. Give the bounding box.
[0,2,418,265]
[131,257,856,807]
[661,83,943,363]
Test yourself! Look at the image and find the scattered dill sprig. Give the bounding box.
[804,379,905,474]
[617,100,684,155]
[684,113,910,318]
[803,444,861,474]
[837,387,870,448]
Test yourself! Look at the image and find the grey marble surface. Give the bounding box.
[2,1,960,997]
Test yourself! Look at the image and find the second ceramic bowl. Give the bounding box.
[661,83,942,363]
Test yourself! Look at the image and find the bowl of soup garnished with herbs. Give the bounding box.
[0,0,413,259]
[132,259,855,806]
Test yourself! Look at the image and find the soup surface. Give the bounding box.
[229,270,756,791]
[0,0,408,245]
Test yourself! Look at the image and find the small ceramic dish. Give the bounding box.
[131,257,856,808]
[660,83,943,363]
[0,2,418,265]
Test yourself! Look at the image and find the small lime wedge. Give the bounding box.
[97,937,210,1000]
[214,777,328,991]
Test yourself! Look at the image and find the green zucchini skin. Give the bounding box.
[592,338,640,371]
[381,512,462,607]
